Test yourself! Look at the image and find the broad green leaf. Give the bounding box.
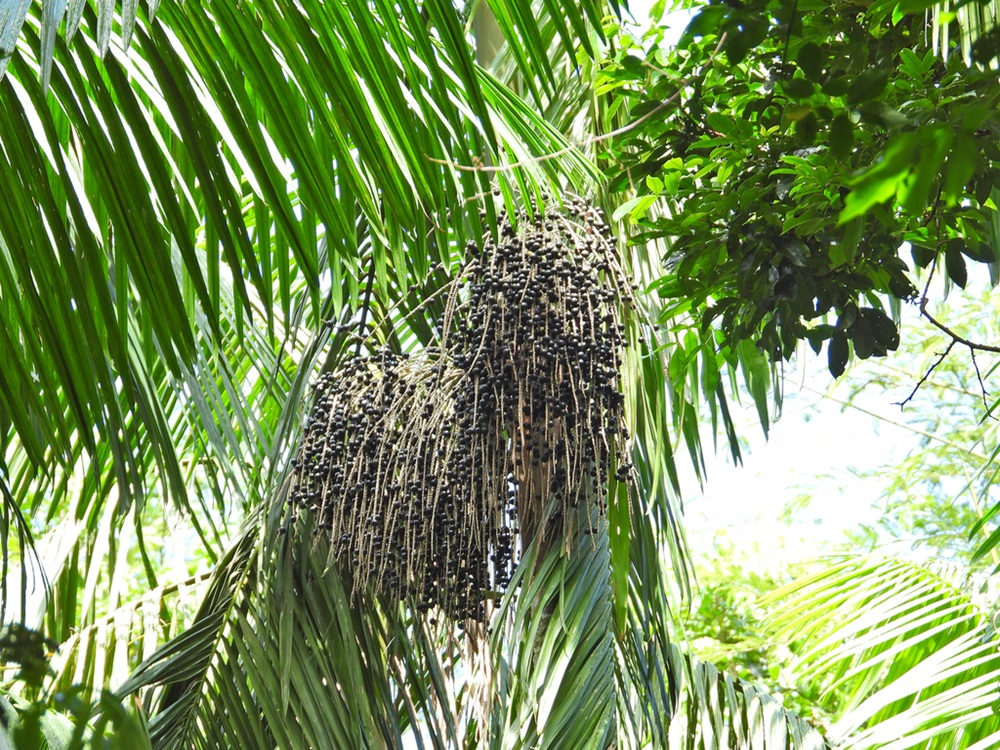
[840,133,919,222]
[847,70,888,105]
[945,242,969,288]
[829,113,854,160]
[784,77,816,99]
[943,131,979,206]
[899,125,952,215]
[796,41,824,82]
[828,331,849,377]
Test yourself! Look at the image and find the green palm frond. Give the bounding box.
[491,498,617,749]
[660,645,830,750]
[116,477,830,750]
[118,503,475,749]
[0,0,615,631]
[0,0,607,479]
[865,0,1000,66]
[762,556,1000,750]
[929,0,1000,66]
[0,1,835,748]
[45,572,210,697]
[2,0,620,94]
[106,193,798,750]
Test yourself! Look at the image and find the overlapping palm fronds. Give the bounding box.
[0,0,606,520]
[0,0,610,637]
[763,556,1000,750]
[926,0,1000,66]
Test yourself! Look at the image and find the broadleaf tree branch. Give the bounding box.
[897,256,1000,412]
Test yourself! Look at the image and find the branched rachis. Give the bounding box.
[291,197,632,621]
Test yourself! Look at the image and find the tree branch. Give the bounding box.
[898,257,1000,410]
[894,338,956,409]
[919,303,1000,355]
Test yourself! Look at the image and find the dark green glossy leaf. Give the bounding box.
[796,41,824,82]
[783,77,815,99]
[943,131,979,205]
[805,324,835,354]
[858,307,899,354]
[857,101,910,129]
[725,29,754,65]
[621,54,644,77]
[795,110,819,146]
[847,69,888,105]
[946,242,969,288]
[822,72,851,97]
[911,244,937,268]
[829,113,854,159]
[851,313,875,358]
[828,331,849,377]
[679,6,727,47]
[961,242,998,263]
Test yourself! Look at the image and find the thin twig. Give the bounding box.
[898,255,1000,409]
[894,339,956,409]
[968,348,993,414]
[920,304,1000,355]
[780,0,799,70]
[355,255,377,356]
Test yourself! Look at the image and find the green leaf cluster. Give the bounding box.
[601,0,1000,375]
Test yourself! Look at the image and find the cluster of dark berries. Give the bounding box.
[292,350,501,620]
[291,198,630,622]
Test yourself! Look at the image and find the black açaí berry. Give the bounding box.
[290,198,631,622]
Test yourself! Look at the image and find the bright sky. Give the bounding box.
[679,359,911,561]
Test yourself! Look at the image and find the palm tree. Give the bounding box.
[0,1,996,748]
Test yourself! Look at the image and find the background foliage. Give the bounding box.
[601,0,1000,375]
